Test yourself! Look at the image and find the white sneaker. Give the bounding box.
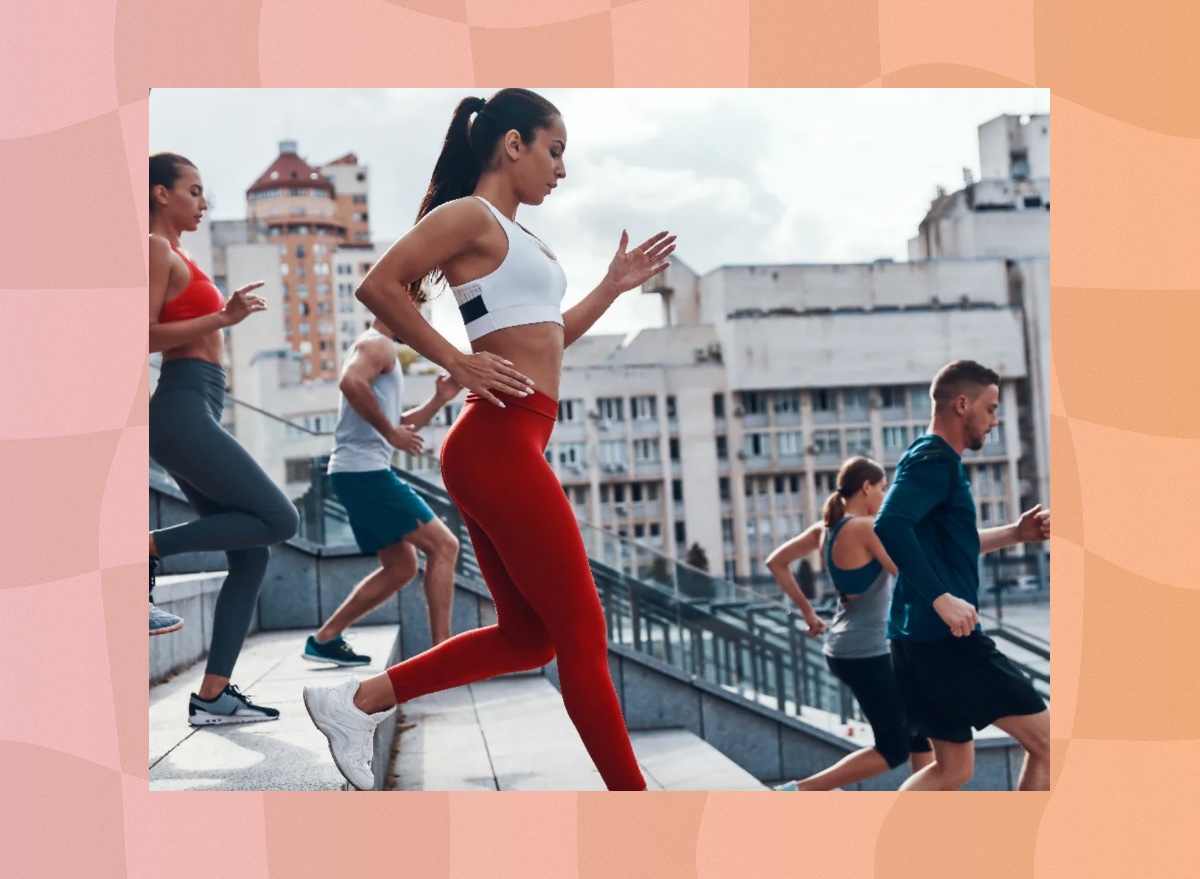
[303,677,395,791]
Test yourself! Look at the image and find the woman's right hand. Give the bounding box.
[802,612,827,638]
[221,281,267,326]
[449,352,535,408]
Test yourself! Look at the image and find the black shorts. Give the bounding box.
[826,653,932,769]
[890,631,1047,744]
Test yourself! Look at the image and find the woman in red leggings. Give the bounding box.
[304,88,675,791]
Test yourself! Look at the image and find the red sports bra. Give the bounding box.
[159,243,225,323]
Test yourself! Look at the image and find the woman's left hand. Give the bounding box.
[604,230,677,295]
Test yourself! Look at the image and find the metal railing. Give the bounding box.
[149,368,1050,727]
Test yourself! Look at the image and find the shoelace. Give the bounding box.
[226,684,261,708]
[149,557,157,601]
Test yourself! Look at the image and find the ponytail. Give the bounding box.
[408,88,560,302]
[822,491,847,529]
[823,456,886,528]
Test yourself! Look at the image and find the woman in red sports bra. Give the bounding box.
[147,154,300,725]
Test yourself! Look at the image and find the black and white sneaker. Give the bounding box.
[188,684,280,726]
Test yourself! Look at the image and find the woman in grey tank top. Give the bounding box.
[766,457,932,790]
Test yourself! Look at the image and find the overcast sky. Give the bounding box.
[151,88,1049,347]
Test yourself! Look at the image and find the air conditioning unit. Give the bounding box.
[587,410,600,420]
[736,450,749,460]
[614,504,628,516]
[733,406,745,417]
[566,464,582,475]
[806,444,821,456]
[613,463,627,474]
[869,393,883,408]
[598,422,611,432]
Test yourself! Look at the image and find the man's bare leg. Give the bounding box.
[315,541,418,642]
[993,709,1051,791]
[402,517,459,645]
[899,738,974,790]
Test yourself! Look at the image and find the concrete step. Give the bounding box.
[149,625,398,791]
[389,675,765,791]
[630,729,767,791]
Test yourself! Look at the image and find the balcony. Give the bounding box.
[811,409,838,425]
[773,411,801,427]
[634,460,663,478]
[631,419,661,436]
[882,405,907,423]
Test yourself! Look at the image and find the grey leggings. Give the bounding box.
[150,359,299,677]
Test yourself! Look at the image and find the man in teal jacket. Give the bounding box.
[875,360,1050,790]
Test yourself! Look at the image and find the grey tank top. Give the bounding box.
[822,523,893,659]
[327,330,403,474]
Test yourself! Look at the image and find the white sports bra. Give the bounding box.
[450,196,568,342]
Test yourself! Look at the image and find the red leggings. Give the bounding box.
[385,389,645,791]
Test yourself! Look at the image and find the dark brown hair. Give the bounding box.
[408,88,561,302]
[822,456,886,529]
[149,152,196,217]
[930,359,1001,413]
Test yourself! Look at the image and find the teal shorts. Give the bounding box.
[328,469,435,555]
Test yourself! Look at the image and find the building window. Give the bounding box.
[744,432,770,457]
[772,391,800,414]
[557,398,584,422]
[633,439,660,463]
[280,263,289,276]
[843,388,870,420]
[599,440,627,467]
[314,262,330,276]
[285,458,312,483]
[739,391,767,415]
[1011,149,1030,180]
[811,389,834,414]
[299,322,310,334]
[557,442,587,467]
[715,435,727,460]
[675,521,686,545]
[666,396,677,419]
[845,428,871,457]
[297,264,306,278]
[721,519,735,542]
[631,395,657,421]
[296,245,306,258]
[880,386,905,409]
[596,397,624,422]
[813,430,841,457]
[672,480,683,502]
[882,426,909,451]
[719,477,730,501]
[669,438,680,461]
[777,431,803,457]
[298,302,309,317]
[910,386,932,419]
[713,394,725,418]
[297,283,308,297]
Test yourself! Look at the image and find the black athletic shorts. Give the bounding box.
[890,631,1046,744]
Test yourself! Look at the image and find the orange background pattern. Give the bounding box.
[1,0,1197,875]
